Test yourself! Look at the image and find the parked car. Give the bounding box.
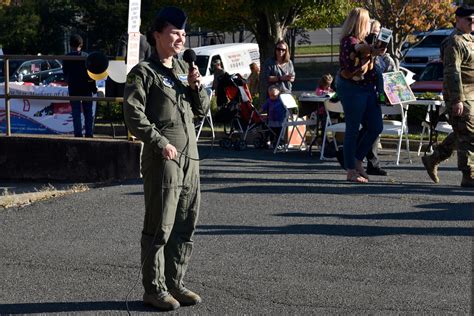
[410,60,443,97]
[12,59,63,85]
[0,59,26,83]
[400,29,452,75]
[41,71,67,86]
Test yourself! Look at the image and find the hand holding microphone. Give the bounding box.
[183,49,201,90]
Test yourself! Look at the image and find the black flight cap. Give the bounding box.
[157,6,187,29]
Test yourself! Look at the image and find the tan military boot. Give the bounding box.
[421,155,440,183]
[461,172,474,188]
[143,292,180,311]
[169,287,202,306]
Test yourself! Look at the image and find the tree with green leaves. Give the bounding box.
[0,0,40,54]
[0,0,130,55]
[176,0,350,64]
[288,0,353,59]
[172,0,352,101]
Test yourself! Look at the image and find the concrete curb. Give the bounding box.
[0,135,142,182]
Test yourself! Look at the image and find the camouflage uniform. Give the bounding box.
[123,53,209,295]
[423,27,474,186]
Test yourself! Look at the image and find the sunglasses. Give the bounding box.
[276,48,287,52]
[465,17,474,23]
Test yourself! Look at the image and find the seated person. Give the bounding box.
[261,85,286,148]
[315,74,335,144]
[315,73,334,97]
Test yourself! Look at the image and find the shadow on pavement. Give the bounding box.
[275,202,474,221]
[0,300,153,314]
[196,223,473,237]
[201,182,473,197]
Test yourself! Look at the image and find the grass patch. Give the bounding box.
[295,45,339,55]
[0,183,89,209]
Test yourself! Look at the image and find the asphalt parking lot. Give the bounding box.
[0,144,472,314]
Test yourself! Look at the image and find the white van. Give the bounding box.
[190,43,260,89]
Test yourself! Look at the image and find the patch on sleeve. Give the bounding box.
[126,73,142,85]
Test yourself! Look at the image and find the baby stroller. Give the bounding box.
[214,73,273,150]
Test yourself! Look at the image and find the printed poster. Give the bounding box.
[383,71,416,105]
[0,83,96,134]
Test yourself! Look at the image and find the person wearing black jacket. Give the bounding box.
[62,34,97,137]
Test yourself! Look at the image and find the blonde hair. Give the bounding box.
[370,20,381,33]
[340,8,370,42]
[319,73,333,87]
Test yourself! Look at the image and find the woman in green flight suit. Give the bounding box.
[123,6,209,311]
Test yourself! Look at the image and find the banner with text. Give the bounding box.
[0,83,96,134]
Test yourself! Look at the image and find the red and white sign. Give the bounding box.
[0,83,96,134]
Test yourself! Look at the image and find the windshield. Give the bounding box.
[417,35,448,48]
[0,60,25,77]
[419,63,443,81]
[195,55,209,76]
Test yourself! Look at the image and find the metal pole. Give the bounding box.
[330,24,334,64]
[4,58,10,136]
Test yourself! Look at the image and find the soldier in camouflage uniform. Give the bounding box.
[422,3,474,187]
[123,7,209,311]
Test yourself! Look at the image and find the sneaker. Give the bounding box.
[169,287,202,306]
[143,292,180,311]
[366,165,387,176]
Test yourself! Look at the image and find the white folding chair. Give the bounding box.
[320,100,346,160]
[417,106,452,156]
[195,88,215,141]
[399,66,416,86]
[195,108,215,141]
[380,103,411,165]
[274,93,317,153]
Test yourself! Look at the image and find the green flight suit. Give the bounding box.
[123,54,209,294]
[440,28,474,179]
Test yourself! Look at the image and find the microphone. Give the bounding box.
[183,49,199,88]
[183,49,196,71]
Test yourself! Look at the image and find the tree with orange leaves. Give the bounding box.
[360,0,456,64]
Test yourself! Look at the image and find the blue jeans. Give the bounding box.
[71,100,94,137]
[336,76,383,170]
